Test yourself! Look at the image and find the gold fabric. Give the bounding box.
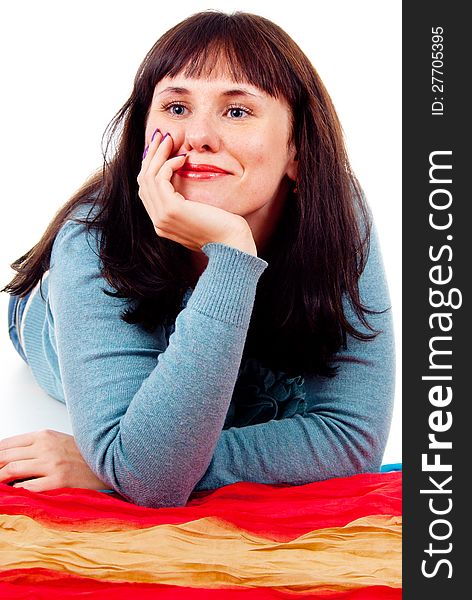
[0,513,401,590]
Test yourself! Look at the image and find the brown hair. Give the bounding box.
[2,10,381,376]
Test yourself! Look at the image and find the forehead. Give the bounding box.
[153,74,268,99]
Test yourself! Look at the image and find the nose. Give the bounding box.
[181,113,221,154]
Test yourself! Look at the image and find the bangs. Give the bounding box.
[145,12,301,104]
[167,42,288,100]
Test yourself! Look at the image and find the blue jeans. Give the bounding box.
[7,293,30,363]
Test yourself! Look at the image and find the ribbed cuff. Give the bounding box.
[186,242,268,328]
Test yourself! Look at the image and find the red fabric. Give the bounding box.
[0,472,401,540]
[0,569,402,599]
[0,472,402,598]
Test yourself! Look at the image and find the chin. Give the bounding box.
[177,187,233,209]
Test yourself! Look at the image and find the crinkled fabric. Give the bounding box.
[224,357,306,428]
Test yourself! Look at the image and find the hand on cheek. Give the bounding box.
[137,130,257,255]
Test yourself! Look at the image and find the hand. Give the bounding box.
[0,429,109,492]
[137,130,257,255]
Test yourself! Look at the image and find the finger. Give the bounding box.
[153,155,188,207]
[157,153,188,183]
[145,133,186,182]
[0,458,43,484]
[138,131,169,206]
[142,127,163,161]
[138,129,164,197]
[140,155,187,224]
[0,432,36,451]
[0,445,36,468]
[13,476,57,492]
[145,132,176,176]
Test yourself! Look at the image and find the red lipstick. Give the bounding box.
[176,163,230,180]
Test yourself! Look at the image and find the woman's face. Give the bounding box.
[145,71,298,247]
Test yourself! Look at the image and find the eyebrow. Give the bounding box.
[156,86,262,99]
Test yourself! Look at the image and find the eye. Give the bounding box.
[170,104,186,116]
[161,102,188,116]
[226,105,253,119]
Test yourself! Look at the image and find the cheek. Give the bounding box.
[145,118,186,150]
[246,148,288,184]
[243,129,290,175]
[242,139,269,170]
[144,122,157,145]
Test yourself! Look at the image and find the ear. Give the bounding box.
[286,144,298,182]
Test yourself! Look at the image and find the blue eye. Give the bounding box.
[169,104,186,116]
[227,106,251,119]
[160,101,252,119]
[228,108,245,118]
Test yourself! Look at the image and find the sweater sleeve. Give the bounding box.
[193,222,396,491]
[48,219,267,507]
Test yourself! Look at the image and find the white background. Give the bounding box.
[0,1,402,463]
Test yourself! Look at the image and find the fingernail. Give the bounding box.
[160,132,170,144]
[151,127,160,142]
[175,153,187,157]
[142,145,149,160]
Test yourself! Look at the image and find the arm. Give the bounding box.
[49,219,267,507]
[194,222,396,491]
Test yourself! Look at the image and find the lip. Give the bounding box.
[176,162,230,180]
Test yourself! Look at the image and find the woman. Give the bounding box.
[1,11,395,508]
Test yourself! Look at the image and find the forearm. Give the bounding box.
[194,411,386,492]
[104,308,248,505]
[195,220,396,491]
[52,227,268,507]
[194,344,395,492]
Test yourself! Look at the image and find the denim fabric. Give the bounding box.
[7,293,30,364]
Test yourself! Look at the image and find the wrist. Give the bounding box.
[219,229,257,257]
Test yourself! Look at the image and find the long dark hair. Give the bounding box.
[2,10,381,377]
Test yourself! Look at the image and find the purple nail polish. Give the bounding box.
[160,132,170,144]
[151,127,160,142]
[175,153,187,157]
[142,145,149,160]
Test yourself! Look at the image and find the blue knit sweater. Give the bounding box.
[19,206,395,508]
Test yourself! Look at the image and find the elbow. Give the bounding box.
[99,460,198,508]
[129,486,194,509]
[358,447,384,474]
[324,419,388,480]
[85,430,203,508]
[342,401,394,476]
[346,427,388,475]
[100,471,196,508]
[94,449,201,508]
